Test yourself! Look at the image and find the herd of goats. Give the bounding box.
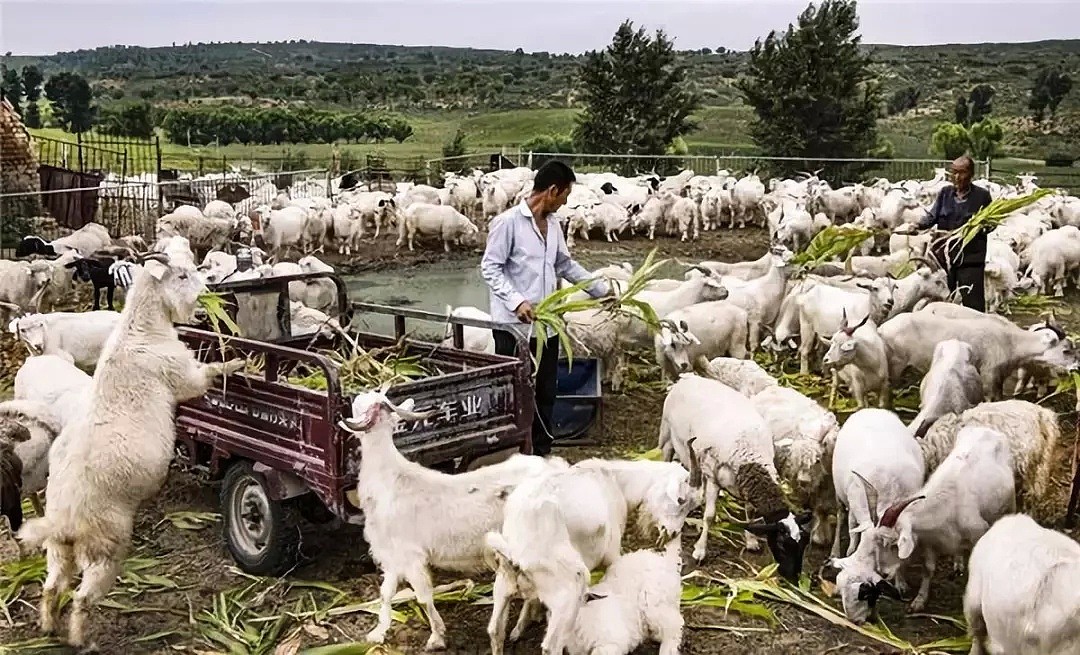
[1,162,1080,654]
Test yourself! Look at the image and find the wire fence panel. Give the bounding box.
[35,135,128,175]
[524,152,722,177]
[989,161,1080,195]
[423,152,990,187]
[1,169,341,247]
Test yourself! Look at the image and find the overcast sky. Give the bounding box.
[1,0,1077,56]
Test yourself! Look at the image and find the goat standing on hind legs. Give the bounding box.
[16,240,245,651]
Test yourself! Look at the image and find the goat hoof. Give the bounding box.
[907,598,927,614]
[366,628,388,644]
[692,546,706,562]
[425,634,446,651]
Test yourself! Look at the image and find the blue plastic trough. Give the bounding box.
[551,357,604,441]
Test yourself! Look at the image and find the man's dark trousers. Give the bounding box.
[493,330,559,456]
[947,263,986,312]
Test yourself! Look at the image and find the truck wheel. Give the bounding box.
[221,461,302,576]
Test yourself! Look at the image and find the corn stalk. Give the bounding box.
[531,248,669,373]
[685,567,971,653]
[945,188,1055,252]
[790,226,876,271]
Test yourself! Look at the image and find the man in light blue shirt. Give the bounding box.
[480,160,610,456]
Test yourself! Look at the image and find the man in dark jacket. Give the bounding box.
[915,155,993,311]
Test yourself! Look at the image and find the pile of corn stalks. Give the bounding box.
[282,335,435,395]
[196,292,436,395]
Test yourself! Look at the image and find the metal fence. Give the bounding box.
[35,135,129,175]
[521,152,989,187]
[0,169,338,247]
[423,151,992,187]
[988,160,1080,195]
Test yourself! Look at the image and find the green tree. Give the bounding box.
[1,66,21,116]
[968,118,1004,159]
[573,20,699,163]
[1029,66,1073,122]
[20,65,44,128]
[954,84,995,127]
[45,72,97,133]
[930,122,971,160]
[930,118,1003,161]
[442,129,468,159]
[97,101,155,138]
[735,0,882,165]
[886,85,921,116]
[388,118,414,143]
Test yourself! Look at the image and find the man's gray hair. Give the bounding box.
[953,154,975,173]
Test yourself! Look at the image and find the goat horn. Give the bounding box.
[686,437,703,489]
[685,264,712,276]
[909,255,940,272]
[851,313,870,332]
[850,471,880,525]
[878,495,925,528]
[0,301,21,312]
[840,307,849,332]
[383,398,437,423]
[137,252,169,265]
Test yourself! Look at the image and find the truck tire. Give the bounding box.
[221,461,302,576]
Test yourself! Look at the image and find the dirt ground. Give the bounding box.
[2,225,1079,654]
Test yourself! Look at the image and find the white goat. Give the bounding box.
[659,374,811,577]
[8,311,120,373]
[13,353,93,429]
[337,390,557,650]
[0,400,61,557]
[862,425,1016,612]
[909,339,983,438]
[964,513,1080,655]
[16,247,245,649]
[653,303,749,381]
[918,400,1060,516]
[441,305,495,354]
[485,465,625,655]
[826,408,925,623]
[700,356,778,396]
[565,542,685,655]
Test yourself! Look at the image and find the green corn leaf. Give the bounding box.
[953,188,1056,250]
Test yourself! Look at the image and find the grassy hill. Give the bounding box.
[6,39,1080,166]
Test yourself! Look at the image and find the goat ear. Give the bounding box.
[897,528,916,560]
[850,521,873,535]
[144,260,168,281]
[876,579,904,601]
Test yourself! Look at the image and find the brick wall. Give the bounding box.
[1,98,43,246]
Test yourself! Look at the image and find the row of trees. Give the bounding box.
[2,66,96,132]
[572,0,1075,168]
[0,65,44,127]
[159,106,413,146]
[573,1,884,171]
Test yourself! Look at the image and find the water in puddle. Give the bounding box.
[343,254,617,337]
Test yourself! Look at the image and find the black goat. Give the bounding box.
[15,236,57,258]
[66,257,121,311]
